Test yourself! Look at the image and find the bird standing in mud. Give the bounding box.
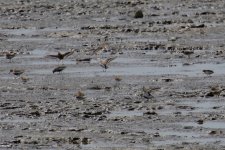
[20,76,30,83]
[52,65,66,74]
[99,56,117,72]
[6,51,17,62]
[9,69,25,78]
[181,50,194,59]
[46,49,75,63]
[92,43,109,56]
[208,85,225,97]
[114,75,122,89]
[75,90,85,100]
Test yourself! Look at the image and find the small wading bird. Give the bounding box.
[46,49,75,63]
[99,56,117,72]
[9,69,24,78]
[75,91,85,100]
[114,76,122,82]
[52,65,66,74]
[203,69,214,76]
[20,76,30,83]
[92,43,109,56]
[181,50,194,59]
[209,85,225,97]
[114,75,122,89]
[6,51,17,62]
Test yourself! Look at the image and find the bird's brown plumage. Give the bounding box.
[99,56,117,71]
[47,49,75,60]
[6,51,17,61]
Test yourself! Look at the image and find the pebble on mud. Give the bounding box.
[134,10,144,18]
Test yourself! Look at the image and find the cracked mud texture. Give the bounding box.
[1,0,225,149]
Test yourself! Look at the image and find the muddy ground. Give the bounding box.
[1,0,225,149]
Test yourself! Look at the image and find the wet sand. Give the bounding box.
[1,0,225,149]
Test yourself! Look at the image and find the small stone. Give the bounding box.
[134,10,144,18]
[208,130,217,135]
[82,137,91,145]
[196,119,204,125]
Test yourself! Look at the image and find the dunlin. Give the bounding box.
[181,51,194,59]
[52,65,66,74]
[6,51,17,62]
[99,56,117,72]
[203,70,214,76]
[9,69,24,76]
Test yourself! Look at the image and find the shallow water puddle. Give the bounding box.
[90,57,144,64]
[0,118,44,123]
[0,28,38,35]
[30,62,225,77]
[158,107,222,116]
[179,100,225,110]
[179,121,225,129]
[30,59,75,65]
[31,49,48,57]
[8,37,55,42]
[153,137,225,146]
[159,130,203,138]
[0,27,74,35]
[82,141,147,149]
[108,110,143,118]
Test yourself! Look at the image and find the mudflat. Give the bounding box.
[1,0,225,149]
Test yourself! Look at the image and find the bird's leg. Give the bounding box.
[188,55,191,59]
[100,53,104,59]
[114,82,118,90]
[117,82,120,89]
[60,73,63,80]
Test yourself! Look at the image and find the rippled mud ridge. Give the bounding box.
[1,0,225,149]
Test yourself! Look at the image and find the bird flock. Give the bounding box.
[5,46,215,78]
[5,42,119,84]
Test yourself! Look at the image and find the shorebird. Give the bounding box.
[114,76,122,89]
[9,69,24,78]
[208,85,225,97]
[5,51,17,62]
[92,43,109,57]
[141,86,154,99]
[181,50,194,59]
[52,65,66,74]
[46,49,75,63]
[20,76,30,83]
[99,56,117,72]
[114,76,122,82]
[75,91,85,100]
[203,70,214,76]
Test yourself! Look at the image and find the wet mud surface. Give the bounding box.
[1,0,225,149]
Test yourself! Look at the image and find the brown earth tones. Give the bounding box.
[1,0,225,149]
